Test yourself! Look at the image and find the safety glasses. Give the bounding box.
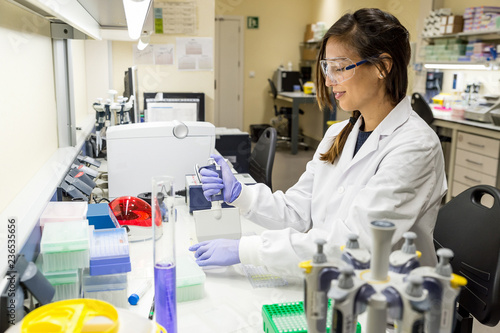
[319,57,368,84]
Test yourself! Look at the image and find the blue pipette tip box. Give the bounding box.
[87,203,120,229]
[89,227,131,276]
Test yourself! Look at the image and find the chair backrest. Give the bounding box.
[248,127,277,190]
[433,185,500,328]
[268,78,278,99]
[411,92,435,126]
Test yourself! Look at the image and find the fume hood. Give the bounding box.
[7,0,154,41]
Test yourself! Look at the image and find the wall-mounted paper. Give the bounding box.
[155,1,197,35]
[154,44,174,65]
[176,37,213,71]
[133,44,154,65]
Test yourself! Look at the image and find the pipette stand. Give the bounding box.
[300,221,467,333]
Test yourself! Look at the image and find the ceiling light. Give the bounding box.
[137,34,151,50]
[122,0,152,40]
[424,63,489,70]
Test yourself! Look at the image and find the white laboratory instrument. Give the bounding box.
[464,97,500,123]
[106,121,215,199]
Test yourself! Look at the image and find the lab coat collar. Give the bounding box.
[337,97,412,171]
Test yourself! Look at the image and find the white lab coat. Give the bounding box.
[232,97,447,277]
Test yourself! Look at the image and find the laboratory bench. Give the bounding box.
[125,199,384,333]
[125,200,305,332]
[432,109,500,202]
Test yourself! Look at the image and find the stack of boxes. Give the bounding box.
[422,8,452,37]
[440,15,464,35]
[464,6,500,32]
[83,227,131,308]
[423,38,467,62]
[465,41,497,61]
[40,220,90,302]
[38,201,131,307]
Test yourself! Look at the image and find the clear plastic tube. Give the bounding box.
[152,176,176,333]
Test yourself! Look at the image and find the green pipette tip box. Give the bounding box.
[262,301,361,333]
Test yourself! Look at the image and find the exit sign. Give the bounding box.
[247,16,259,29]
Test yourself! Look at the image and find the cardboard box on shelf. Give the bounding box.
[445,23,464,34]
[447,15,463,25]
[304,24,314,42]
[301,47,318,61]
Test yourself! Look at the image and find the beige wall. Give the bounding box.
[0,1,58,212]
[214,0,425,141]
[215,0,316,136]
[112,0,216,123]
[443,0,499,14]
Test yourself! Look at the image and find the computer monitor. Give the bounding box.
[143,92,205,121]
[123,66,139,123]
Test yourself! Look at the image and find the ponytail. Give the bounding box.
[320,111,361,163]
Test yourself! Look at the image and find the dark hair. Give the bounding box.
[315,8,411,163]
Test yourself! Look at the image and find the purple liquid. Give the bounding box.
[155,262,177,333]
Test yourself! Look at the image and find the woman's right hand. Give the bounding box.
[200,154,242,203]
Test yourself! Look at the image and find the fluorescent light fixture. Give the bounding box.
[424,63,488,70]
[122,0,152,40]
[137,34,151,50]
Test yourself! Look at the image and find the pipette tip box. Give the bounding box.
[40,220,90,273]
[87,203,120,229]
[89,227,131,276]
[83,268,128,308]
[262,301,361,333]
[177,255,206,302]
[39,201,88,231]
[44,269,80,302]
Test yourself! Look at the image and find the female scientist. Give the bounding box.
[190,8,447,276]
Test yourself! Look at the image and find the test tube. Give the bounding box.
[128,280,152,305]
[152,176,177,333]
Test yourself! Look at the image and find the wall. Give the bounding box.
[0,1,58,213]
[214,0,424,142]
[111,0,216,123]
[215,0,315,137]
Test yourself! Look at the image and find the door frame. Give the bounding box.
[214,15,244,129]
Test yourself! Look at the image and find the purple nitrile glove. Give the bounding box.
[200,154,242,203]
[189,239,241,266]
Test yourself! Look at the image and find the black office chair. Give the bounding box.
[248,127,277,191]
[411,92,435,126]
[267,79,308,150]
[433,185,500,332]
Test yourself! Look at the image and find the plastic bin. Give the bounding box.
[40,201,88,231]
[176,255,206,302]
[90,227,131,276]
[40,220,90,273]
[262,301,361,333]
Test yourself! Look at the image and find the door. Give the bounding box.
[215,16,243,129]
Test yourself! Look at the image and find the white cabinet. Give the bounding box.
[452,131,500,199]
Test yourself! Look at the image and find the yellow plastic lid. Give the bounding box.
[21,299,119,333]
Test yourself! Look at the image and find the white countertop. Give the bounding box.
[125,201,306,333]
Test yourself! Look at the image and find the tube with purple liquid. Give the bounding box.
[152,176,177,333]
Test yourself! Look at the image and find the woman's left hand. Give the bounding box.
[189,239,241,266]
